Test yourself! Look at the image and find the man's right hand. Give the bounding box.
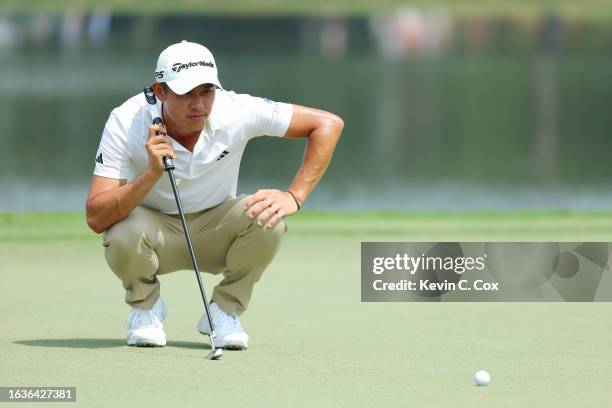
[146,124,176,174]
[86,125,177,234]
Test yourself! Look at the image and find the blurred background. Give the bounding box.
[1,0,612,212]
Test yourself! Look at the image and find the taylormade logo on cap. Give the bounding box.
[154,40,222,95]
[171,61,214,73]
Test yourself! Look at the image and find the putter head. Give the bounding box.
[207,348,223,360]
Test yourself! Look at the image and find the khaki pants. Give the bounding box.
[102,195,286,316]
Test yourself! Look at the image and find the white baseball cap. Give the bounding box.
[154,40,222,95]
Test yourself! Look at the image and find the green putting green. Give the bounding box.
[1,212,611,407]
[5,0,612,19]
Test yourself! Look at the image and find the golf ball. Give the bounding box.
[474,370,490,386]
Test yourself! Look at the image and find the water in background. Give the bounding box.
[1,12,612,211]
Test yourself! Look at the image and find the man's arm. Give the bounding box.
[86,123,175,233]
[86,171,158,233]
[244,104,344,228]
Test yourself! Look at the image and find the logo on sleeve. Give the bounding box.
[262,98,280,114]
[95,153,104,165]
[216,150,230,162]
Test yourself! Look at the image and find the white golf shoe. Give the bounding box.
[126,297,167,347]
[197,303,249,350]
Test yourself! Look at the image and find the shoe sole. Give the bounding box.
[198,330,247,350]
[130,342,165,347]
[127,337,166,347]
[222,343,247,350]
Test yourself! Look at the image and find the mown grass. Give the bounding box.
[3,0,612,18]
[2,209,612,407]
[3,211,612,242]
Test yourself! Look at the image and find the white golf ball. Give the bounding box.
[474,370,491,386]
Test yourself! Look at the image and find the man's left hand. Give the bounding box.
[244,189,300,229]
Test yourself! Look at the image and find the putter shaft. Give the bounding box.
[165,166,219,352]
[143,86,219,358]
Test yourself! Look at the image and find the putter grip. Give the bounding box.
[144,87,174,171]
[152,117,175,170]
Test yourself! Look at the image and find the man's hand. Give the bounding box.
[146,124,176,175]
[244,189,300,229]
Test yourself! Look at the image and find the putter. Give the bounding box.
[143,86,223,360]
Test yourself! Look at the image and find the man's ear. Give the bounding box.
[152,82,167,101]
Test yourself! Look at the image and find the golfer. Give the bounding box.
[86,40,343,349]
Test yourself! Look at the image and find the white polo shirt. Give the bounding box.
[93,90,293,214]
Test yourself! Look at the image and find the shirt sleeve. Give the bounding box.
[237,94,293,139]
[93,110,130,179]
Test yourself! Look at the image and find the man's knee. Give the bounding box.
[226,194,253,223]
[250,217,286,254]
[236,194,287,234]
[103,207,162,253]
[213,194,287,251]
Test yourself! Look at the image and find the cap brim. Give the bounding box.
[165,74,222,95]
